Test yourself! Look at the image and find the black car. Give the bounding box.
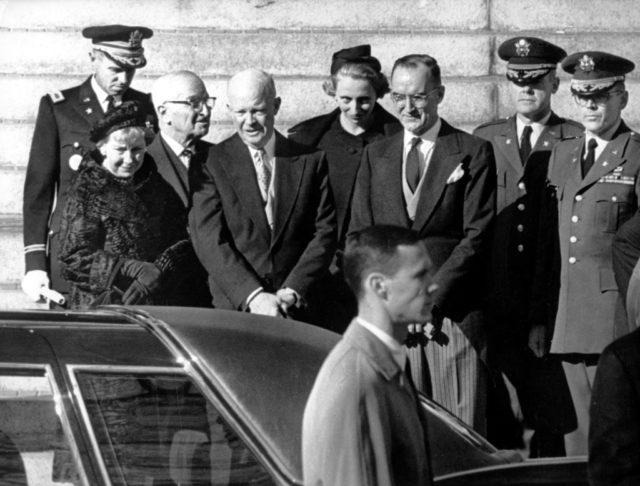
[0,306,586,485]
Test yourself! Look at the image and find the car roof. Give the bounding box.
[0,306,339,484]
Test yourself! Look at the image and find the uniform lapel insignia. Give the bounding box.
[544,140,549,147]
[602,161,608,167]
[506,139,511,144]
[85,107,93,115]
[83,97,91,103]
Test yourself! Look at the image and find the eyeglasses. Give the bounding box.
[390,87,440,107]
[164,97,216,111]
[573,90,624,107]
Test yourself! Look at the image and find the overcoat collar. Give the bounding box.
[343,320,403,383]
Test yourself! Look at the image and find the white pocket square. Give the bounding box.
[446,163,465,184]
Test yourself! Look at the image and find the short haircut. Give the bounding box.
[322,62,390,98]
[391,54,442,86]
[151,70,205,113]
[343,225,424,299]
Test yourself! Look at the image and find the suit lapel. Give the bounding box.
[581,131,632,189]
[221,135,271,236]
[272,133,305,248]
[412,122,461,232]
[73,77,104,127]
[147,137,189,206]
[496,116,524,176]
[380,133,412,226]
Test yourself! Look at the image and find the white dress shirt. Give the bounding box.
[91,76,121,113]
[516,111,551,150]
[402,117,441,220]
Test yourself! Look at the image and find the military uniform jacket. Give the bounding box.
[23,76,156,291]
[548,122,640,354]
[474,114,582,336]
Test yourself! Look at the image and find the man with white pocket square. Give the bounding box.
[348,54,496,433]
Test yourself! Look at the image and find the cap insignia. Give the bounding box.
[515,39,531,57]
[129,30,143,48]
[579,54,595,72]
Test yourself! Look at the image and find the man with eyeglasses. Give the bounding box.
[536,51,639,455]
[147,70,214,307]
[473,37,581,456]
[22,25,157,304]
[189,69,336,319]
[349,54,496,433]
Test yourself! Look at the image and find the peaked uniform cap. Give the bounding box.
[562,51,635,95]
[83,24,153,69]
[498,37,566,86]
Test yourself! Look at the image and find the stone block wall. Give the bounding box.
[1,0,639,308]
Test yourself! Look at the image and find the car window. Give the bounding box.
[74,370,274,486]
[0,370,82,485]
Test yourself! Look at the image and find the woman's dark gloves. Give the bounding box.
[120,259,162,304]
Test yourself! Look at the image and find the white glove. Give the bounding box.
[21,270,50,302]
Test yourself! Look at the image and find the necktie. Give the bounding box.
[406,137,423,192]
[581,139,598,178]
[254,148,271,203]
[179,149,193,169]
[519,125,533,164]
[105,95,116,113]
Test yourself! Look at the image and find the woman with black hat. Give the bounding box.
[288,45,401,332]
[58,101,194,309]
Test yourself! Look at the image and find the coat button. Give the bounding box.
[570,236,577,243]
[569,257,577,264]
[517,203,525,211]
[612,196,618,202]
[575,195,583,201]
[518,182,525,190]
[517,244,524,252]
[571,215,579,223]
[73,141,80,148]
[48,230,54,236]
[517,224,524,232]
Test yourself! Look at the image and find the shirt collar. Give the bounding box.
[403,117,441,148]
[91,76,119,105]
[161,132,192,158]
[246,133,276,161]
[586,119,622,146]
[516,111,552,136]
[356,317,405,371]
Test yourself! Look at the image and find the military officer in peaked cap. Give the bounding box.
[535,51,639,455]
[22,24,157,303]
[474,37,581,456]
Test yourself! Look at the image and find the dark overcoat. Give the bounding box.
[59,156,190,309]
[23,76,156,291]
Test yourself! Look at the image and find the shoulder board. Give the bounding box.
[474,118,508,131]
[47,89,65,104]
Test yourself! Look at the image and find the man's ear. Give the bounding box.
[273,96,282,116]
[367,273,388,300]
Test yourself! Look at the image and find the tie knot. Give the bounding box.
[588,138,598,151]
[522,125,533,136]
[410,137,422,149]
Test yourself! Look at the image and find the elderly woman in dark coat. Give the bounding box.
[288,44,401,332]
[59,101,193,309]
